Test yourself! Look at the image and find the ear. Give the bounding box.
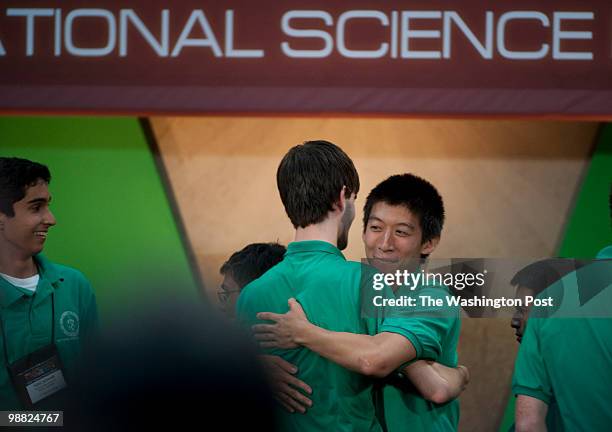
[332,186,347,213]
[420,236,440,256]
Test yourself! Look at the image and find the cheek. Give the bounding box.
[362,233,377,253]
[363,232,374,246]
[3,220,26,238]
[397,238,420,256]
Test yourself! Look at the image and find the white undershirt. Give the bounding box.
[0,272,39,292]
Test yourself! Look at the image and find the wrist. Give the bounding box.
[295,321,317,346]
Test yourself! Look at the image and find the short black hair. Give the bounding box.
[511,259,581,296]
[363,174,445,244]
[220,243,286,289]
[0,157,51,217]
[277,140,359,229]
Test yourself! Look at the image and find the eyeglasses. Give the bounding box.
[217,290,241,304]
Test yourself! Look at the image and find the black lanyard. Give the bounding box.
[0,292,55,366]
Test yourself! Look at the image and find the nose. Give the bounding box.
[45,208,57,226]
[378,229,394,252]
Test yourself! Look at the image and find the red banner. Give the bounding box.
[0,0,610,116]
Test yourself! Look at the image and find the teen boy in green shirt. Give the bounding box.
[512,247,612,431]
[237,140,385,431]
[0,157,98,409]
[512,186,612,432]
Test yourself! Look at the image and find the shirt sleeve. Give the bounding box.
[512,318,553,405]
[379,286,457,362]
[79,276,100,354]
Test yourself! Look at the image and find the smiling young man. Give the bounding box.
[0,157,98,409]
[254,174,464,431]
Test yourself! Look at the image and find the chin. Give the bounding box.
[370,259,399,273]
[31,246,45,255]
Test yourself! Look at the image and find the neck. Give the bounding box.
[0,245,37,278]
[294,217,340,247]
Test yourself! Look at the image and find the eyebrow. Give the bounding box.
[26,197,50,205]
[369,216,415,230]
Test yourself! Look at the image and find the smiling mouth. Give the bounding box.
[34,231,48,238]
[372,256,399,263]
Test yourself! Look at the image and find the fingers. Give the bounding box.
[284,374,312,395]
[254,332,277,342]
[288,298,304,314]
[260,341,278,349]
[273,383,312,413]
[266,360,311,394]
[264,358,311,395]
[252,324,276,334]
[274,395,297,413]
[275,391,306,413]
[269,356,298,374]
[284,384,313,409]
[257,312,282,321]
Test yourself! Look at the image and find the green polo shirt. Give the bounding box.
[380,284,461,432]
[236,240,382,432]
[0,254,99,409]
[512,247,612,431]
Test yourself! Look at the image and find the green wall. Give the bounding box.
[0,116,200,318]
[558,124,612,257]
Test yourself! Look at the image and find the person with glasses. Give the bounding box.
[218,242,286,319]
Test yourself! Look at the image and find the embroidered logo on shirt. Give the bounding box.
[60,311,79,338]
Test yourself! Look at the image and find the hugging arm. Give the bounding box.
[254,298,468,403]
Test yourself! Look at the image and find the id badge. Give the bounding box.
[7,344,68,408]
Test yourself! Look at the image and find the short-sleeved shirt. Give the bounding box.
[236,240,382,432]
[380,284,462,432]
[512,247,612,431]
[0,254,99,409]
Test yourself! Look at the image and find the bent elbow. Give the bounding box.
[425,388,452,405]
[358,353,394,378]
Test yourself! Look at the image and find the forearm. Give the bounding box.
[298,324,413,377]
[403,361,468,404]
[515,395,548,432]
[297,323,377,374]
[431,363,469,398]
[254,299,415,377]
[403,361,448,402]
